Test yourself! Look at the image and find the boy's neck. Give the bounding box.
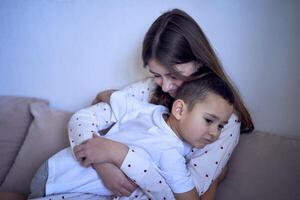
[163,114,183,141]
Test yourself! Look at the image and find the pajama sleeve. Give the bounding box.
[68,102,115,155]
[186,113,241,195]
[109,90,152,121]
[159,149,195,193]
[68,87,152,155]
[120,149,175,200]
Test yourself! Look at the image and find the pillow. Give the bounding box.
[216,132,300,200]
[0,102,72,194]
[0,96,48,185]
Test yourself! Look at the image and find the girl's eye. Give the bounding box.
[165,74,177,80]
[153,74,161,78]
[170,75,177,80]
[205,118,213,124]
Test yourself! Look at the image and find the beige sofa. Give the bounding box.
[0,96,299,200]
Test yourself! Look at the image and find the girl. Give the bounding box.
[82,8,253,200]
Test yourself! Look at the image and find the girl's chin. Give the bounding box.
[168,91,177,97]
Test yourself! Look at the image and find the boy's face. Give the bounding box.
[176,93,234,148]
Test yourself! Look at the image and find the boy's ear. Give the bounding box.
[171,99,186,120]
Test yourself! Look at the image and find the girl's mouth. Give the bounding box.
[168,89,177,97]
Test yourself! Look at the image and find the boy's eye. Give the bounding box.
[153,74,161,78]
[218,125,224,130]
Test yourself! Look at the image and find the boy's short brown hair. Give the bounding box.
[175,73,235,111]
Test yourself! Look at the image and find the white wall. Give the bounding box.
[1,0,299,136]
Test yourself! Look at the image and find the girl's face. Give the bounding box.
[175,93,233,148]
[148,59,198,97]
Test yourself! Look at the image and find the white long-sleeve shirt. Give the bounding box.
[69,90,194,192]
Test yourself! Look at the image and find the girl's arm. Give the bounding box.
[200,180,217,200]
[174,164,223,200]
[69,87,155,196]
[75,135,176,199]
[73,134,129,167]
[68,102,136,196]
[93,163,137,196]
[92,78,156,105]
[201,165,228,200]
[92,89,117,105]
[68,102,114,151]
[187,114,240,195]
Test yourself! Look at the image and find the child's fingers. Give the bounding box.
[93,133,98,138]
[122,180,138,196]
[118,187,132,197]
[74,149,86,161]
[73,144,84,153]
[129,178,138,188]
[82,157,92,167]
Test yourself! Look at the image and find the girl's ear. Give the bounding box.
[171,99,186,120]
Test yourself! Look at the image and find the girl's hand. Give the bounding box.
[73,135,110,167]
[93,163,137,197]
[92,89,117,105]
[174,188,201,200]
[73,134,129,167]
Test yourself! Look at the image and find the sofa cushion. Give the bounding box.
[0,192,27,200]
[0,101,72,194]
[216,132,300,200]
[0,96,48,185]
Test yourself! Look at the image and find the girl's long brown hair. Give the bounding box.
[142,9,254,133]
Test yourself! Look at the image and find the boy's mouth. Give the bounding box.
[203,138,214,144]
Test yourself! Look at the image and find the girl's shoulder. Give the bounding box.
[221,113,241,134]
[123,77,156,91]
[120,77,157,102]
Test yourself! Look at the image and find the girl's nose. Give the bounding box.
[161,78,174,92]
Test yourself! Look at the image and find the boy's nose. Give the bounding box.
[209,128,220,142]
